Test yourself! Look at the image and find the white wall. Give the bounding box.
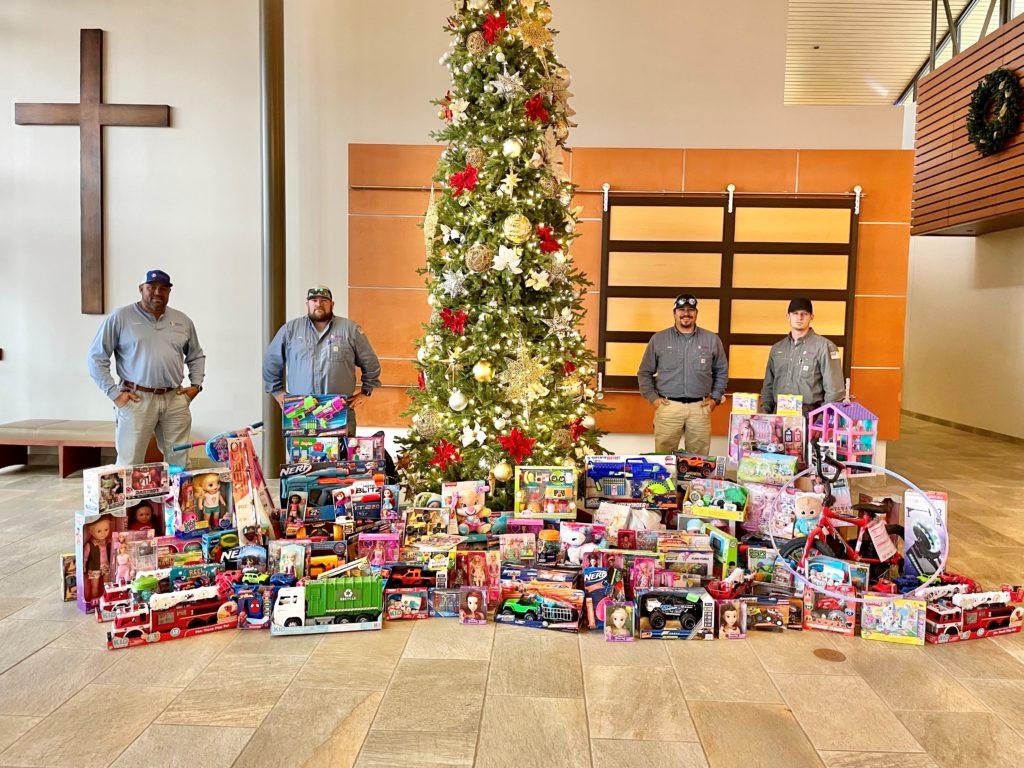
[904,230,1024,439]
[1,0,904,442]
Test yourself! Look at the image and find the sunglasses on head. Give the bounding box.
[675,298,697,308]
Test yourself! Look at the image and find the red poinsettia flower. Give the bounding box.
[563,361,577,375]
[430,439,462,470]
[497,427,538,465]
[417,369,427,391]
[536,225,561,253]
[441,307,469,335]
[449,163,479,197]
[482,12,507,44]
[524,94,549,123]
[569,417,587,442]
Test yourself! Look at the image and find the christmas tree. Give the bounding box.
[397,0,604,511]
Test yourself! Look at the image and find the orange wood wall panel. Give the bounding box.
[348,144,909,440]
[348,216,426,289]
[854,224,909,295]
[913,14,1024,235]
[850,297,907,368]
[797,150,914,223]
[350,189,430,216]
[379,359,418,387]
[348,287,429,360]
[357,387,413,428]
[684,149,798,193]
[570,148,684,191]
[573,220,602,287]
[849,368,902,441]
[349,144,441,187]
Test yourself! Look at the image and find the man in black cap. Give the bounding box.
[263,284,382,436]
[637,294,728,455]
[87,270,206,466]
[760,298,845,414]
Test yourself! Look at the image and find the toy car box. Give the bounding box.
[494,582,585,633]
[636,587,715,639]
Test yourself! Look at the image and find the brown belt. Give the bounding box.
[121,380,176,395]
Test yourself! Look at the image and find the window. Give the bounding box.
[598,195,859,393]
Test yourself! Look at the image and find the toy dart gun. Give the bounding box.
[283,395,346,431]
[590,457,675,501]
[172,421,264,465]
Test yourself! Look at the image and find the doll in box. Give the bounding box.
[719,601,746,639]
[128,500,159,533]
[467,554,488,588]
[83,516,113,602]
[605,604,634,641]
[459,589,487,624]
[113,541,133,585]
[195,473,228,528]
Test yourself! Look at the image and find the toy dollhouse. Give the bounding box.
[807,402,878,469]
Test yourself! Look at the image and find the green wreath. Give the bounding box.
[967,68,1022,157]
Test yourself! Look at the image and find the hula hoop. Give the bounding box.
[764,460,949,605]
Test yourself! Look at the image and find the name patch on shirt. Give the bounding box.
[830,350,840,359]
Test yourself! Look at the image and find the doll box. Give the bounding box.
[83,466,127,515]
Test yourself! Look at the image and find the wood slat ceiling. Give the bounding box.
[786,0,983,105]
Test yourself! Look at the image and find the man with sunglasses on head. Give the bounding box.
[637,294,728,455]
[760,297,844,415]
[263,285,381,436]
[87,269,205,467]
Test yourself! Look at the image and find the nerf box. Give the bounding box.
[582,566,626,630]
[584,454,677,510]
[281,394,348,437]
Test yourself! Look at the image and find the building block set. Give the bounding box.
[62,392,1021,653]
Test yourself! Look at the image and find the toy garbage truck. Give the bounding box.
[272,575,383,634]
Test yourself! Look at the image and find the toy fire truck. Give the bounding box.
[925,591,1023,644]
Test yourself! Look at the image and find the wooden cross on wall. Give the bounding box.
[15,29,170,315]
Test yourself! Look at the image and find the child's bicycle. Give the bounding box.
[777,442,905,583]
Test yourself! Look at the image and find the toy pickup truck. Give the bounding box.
[639,590,703,630]
[499,593,579,624]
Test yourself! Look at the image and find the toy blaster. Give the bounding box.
[311,396,346,427]
[590,458,673,500]
[283,396,317,425]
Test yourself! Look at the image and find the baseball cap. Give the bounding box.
[787,298,814,314]
[674,294,698,310]
[307,285,333,301]
[144,270,172,287]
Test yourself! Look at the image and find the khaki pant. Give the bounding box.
[114,390,192,468]
[653,400,711,455]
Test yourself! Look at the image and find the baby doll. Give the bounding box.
[129,501,158,532]
[194,473,227,528]
[793,494,823,537]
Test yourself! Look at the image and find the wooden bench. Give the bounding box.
[0,420,160,478]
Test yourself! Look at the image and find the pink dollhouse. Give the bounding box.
[807,402,878,469]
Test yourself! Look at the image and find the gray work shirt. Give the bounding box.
[87,303,206,400]
[760,329,845,413]
[263,315,382,397]
[637,326,728,403]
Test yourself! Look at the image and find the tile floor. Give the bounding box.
[0,415,1021,767]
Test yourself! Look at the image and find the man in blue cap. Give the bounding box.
[87,270,206,466]
[263,285,381,436]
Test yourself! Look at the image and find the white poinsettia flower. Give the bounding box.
[525,269,550,290]
[493,245,523,274]
[449,98,470,124]
[461,422,487,447]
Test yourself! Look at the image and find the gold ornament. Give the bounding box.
[465,146,486,167]
[466,31,486,56]
[554,120,569,141]
[553,66,571,90]
[537,7,553,24]
[415,410,444,440]
[472,360,494,382]
[493,461,513,482]
[581,415,597,430]
[516,19,553,51]
[423,187,439,260]
[497,338,549,402]
[538,174,557,196]
[551,429,572,449]
[465,243,494,272]
[502,213,532,244]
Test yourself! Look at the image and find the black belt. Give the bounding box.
[667,396,705,404]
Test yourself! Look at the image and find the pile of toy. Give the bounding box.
[63,391,1024,648]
